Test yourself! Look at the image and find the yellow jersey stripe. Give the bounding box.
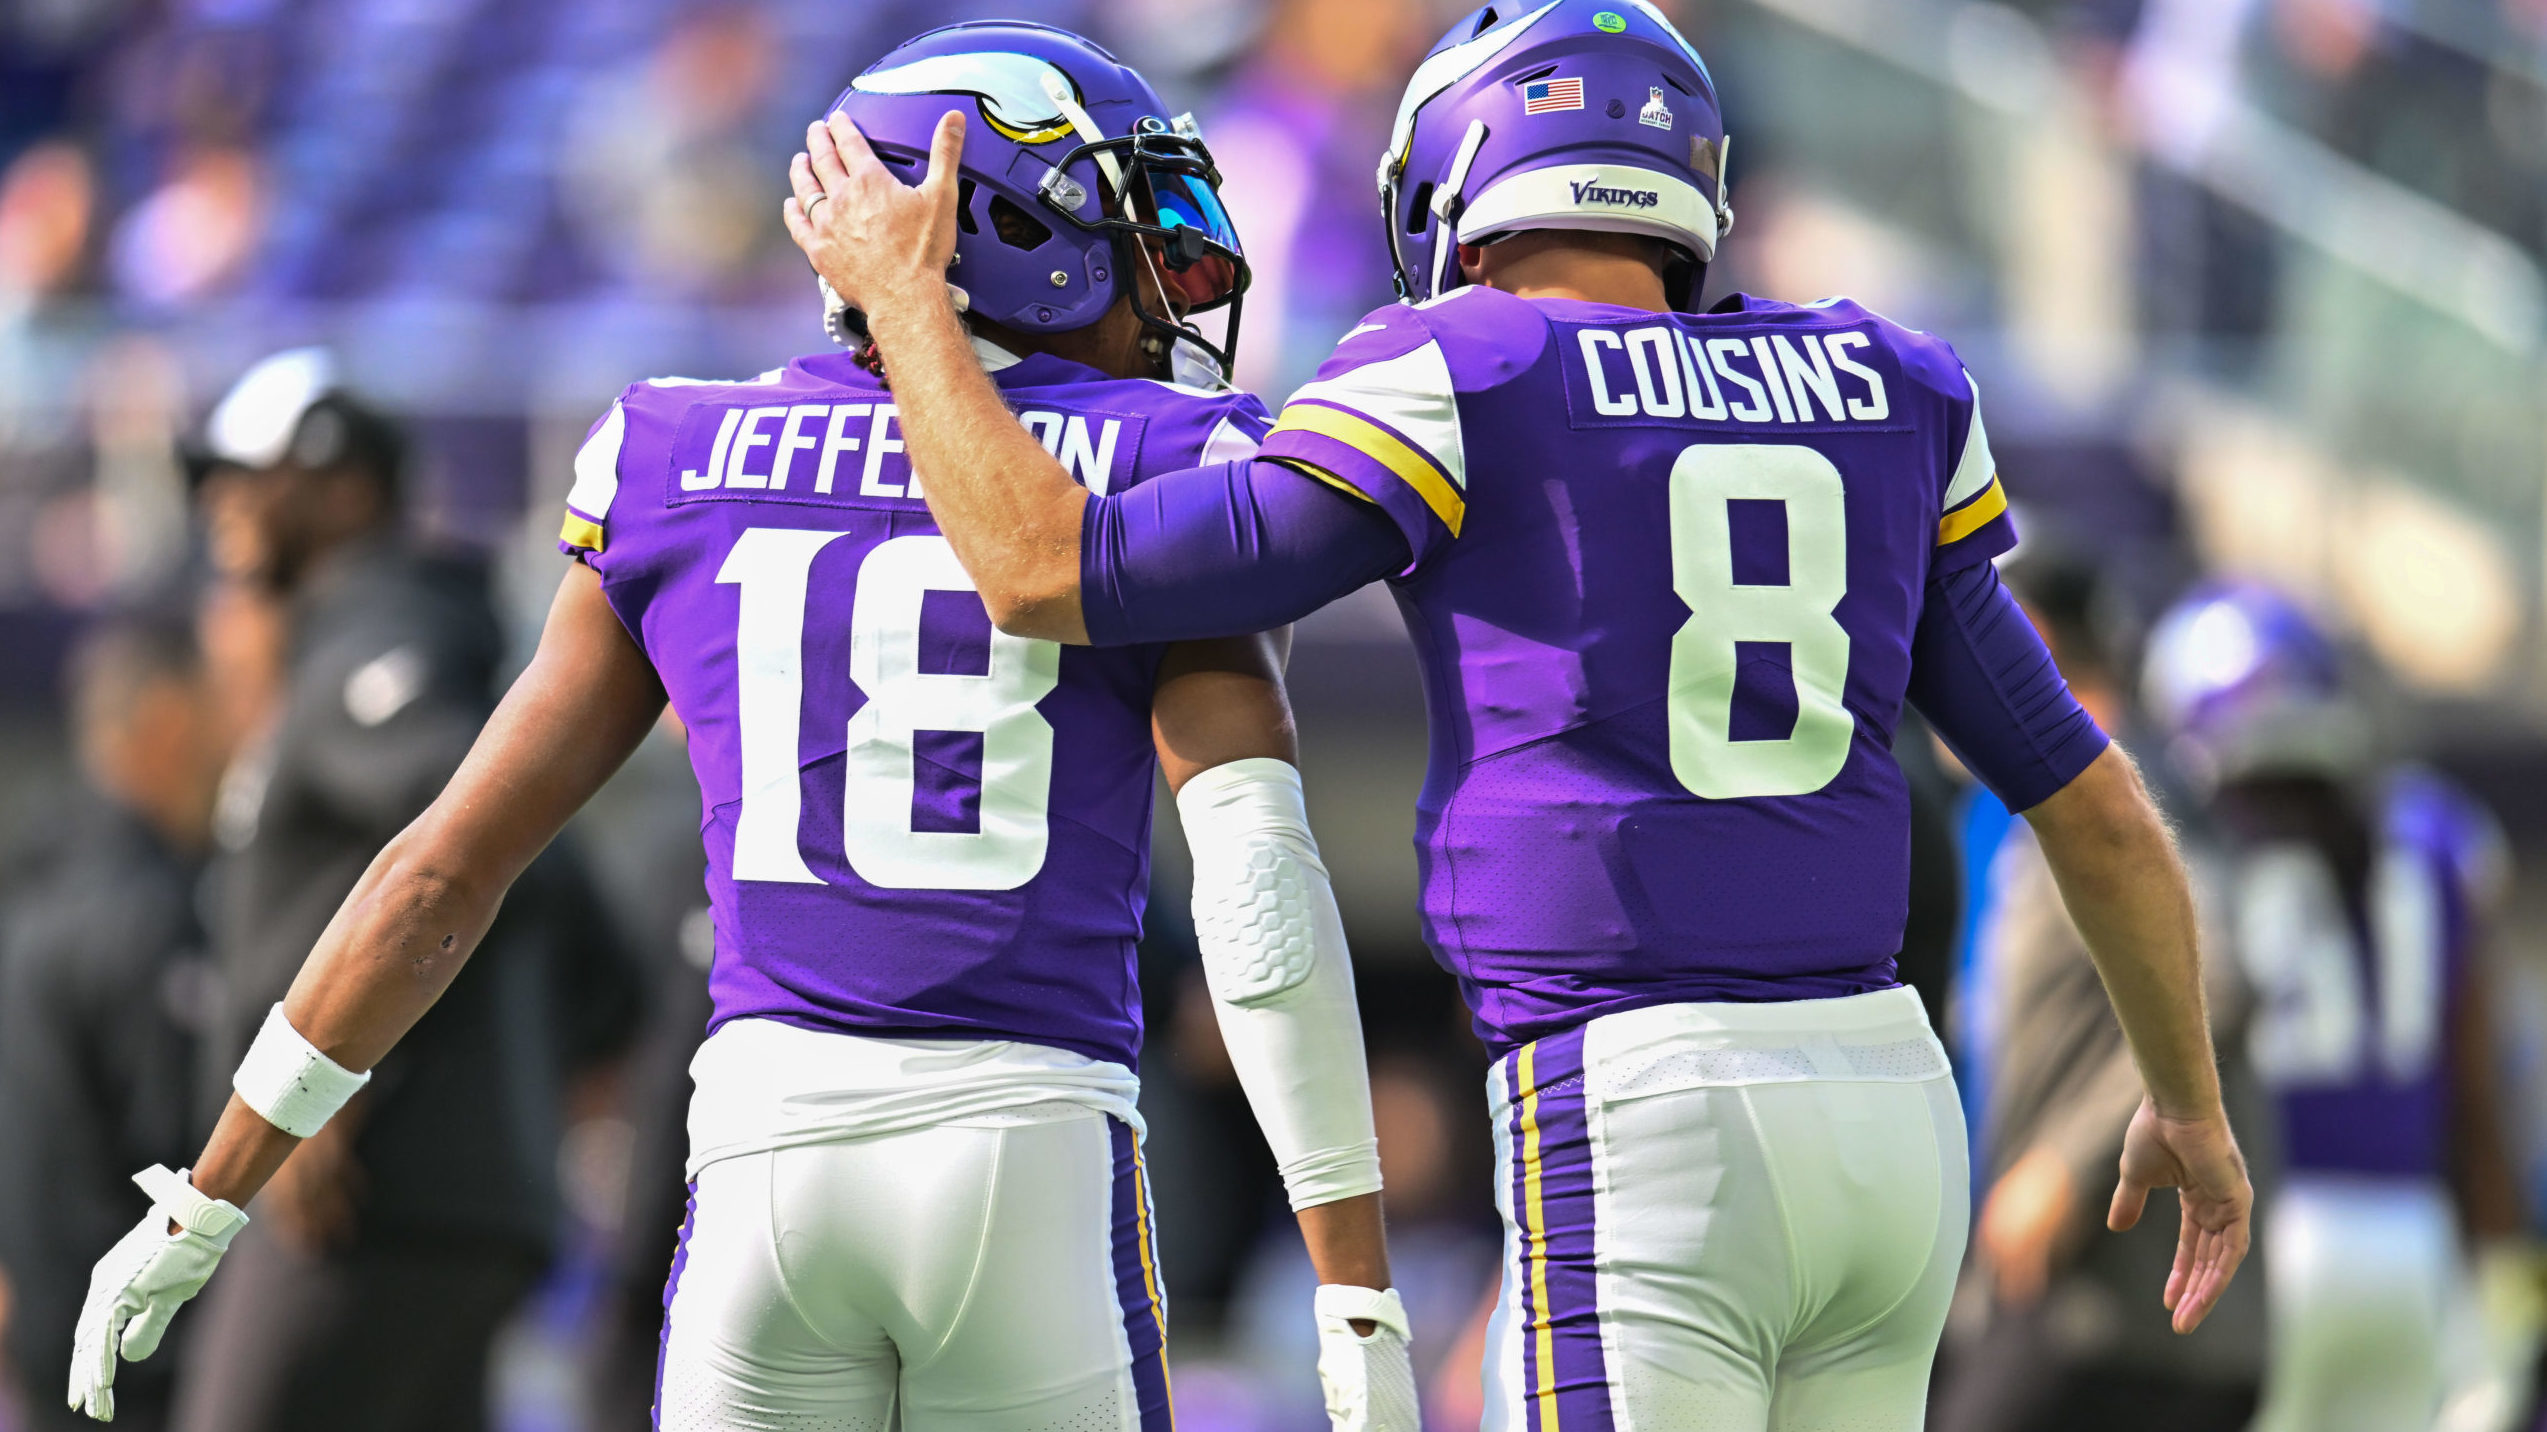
[1518,1043,1559,1432]
[559,511,605,552]
[1270,403,1465,538]
[1937,475,2006,546]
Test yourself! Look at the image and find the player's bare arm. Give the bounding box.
[786,110,1095,642]
[68,565,662,1418]
[2020,745,2253,1333]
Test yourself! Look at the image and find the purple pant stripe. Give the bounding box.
[652,1181,701,1432]
[1507,1027,1615,1432]
[1108,1118,1176,1432]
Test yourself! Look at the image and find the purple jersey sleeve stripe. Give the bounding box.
[1907,559,2109,811]
[1266,401,1465,537]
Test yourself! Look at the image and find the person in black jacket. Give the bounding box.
[0,619,225,1431]
[166,349,640,1432]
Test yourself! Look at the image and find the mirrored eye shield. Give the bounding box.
[1030,130,1249,300]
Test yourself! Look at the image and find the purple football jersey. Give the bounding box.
[2243,769,2496,1179]
[559,348,1271,1068]
[1258,288,2014,1053]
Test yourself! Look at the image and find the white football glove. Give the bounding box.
[68,1166,248,1422]
[1314,1284,1420,1432]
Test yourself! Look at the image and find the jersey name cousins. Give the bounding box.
[562,349,1268,1069]
[1259,288,2020,1052]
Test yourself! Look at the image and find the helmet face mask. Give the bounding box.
[1379,0,1732,310]
[825,24,1249,383]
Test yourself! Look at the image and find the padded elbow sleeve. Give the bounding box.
[1179,758,1382,1210]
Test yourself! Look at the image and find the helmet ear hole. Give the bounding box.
[988,194,1054,251]
[955,178,980,234]
[1405,182,1435,233]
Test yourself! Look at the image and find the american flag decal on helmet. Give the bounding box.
[1520,76,1585,114]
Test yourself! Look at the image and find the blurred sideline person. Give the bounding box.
[0,621,224,1431]
[791,2,2254,1426]
[2142,582,2526,1432]
[68,27,1418,1432]
[145,349,639,1432]
[1931,552,2268,1432]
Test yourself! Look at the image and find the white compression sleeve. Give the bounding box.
[1179,757,1382,1211]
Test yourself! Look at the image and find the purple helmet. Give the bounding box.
[825,22,1248,377]
[2142,581,2370,787]
[1380,0,1733,309]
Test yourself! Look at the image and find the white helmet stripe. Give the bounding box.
[852,51,1079,140]
[1378,1,1561,193]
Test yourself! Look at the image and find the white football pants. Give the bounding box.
[2249,1175,2459,1432]
[1481,987,1969,1432]
[655,1109,1173,1432]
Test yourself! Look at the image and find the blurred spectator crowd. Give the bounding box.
[5,0,2547,1429]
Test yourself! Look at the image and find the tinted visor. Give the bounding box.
[1133,162,1243,307]
[1147,170,1241,259]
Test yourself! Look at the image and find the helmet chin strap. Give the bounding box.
[1124,233,1231,388]
[1430,119,1491,299]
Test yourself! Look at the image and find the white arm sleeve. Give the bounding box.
[1179,757,1382,1211]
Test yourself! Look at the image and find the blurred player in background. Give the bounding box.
[66,23,1417,1432]
[144,349,643,1432]
[2142,581,2527,1432]
[791,2,2254,1427]
[1932,547,2269,1432]
[0,620,222,1432]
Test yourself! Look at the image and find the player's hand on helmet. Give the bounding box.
[68,1167,249,1422]
[785,108,966,320]
[2107,1096,2252,1334]
[1314,1285,1420,1432]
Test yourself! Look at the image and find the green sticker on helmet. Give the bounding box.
[1593,10,1627,31]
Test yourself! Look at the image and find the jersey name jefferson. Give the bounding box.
[673,401,1133,499]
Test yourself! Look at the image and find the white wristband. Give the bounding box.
[232,1004,370,1138]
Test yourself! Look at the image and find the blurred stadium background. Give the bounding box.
[7,0,2547,1428]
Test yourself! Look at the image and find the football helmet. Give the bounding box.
[2142,581,2370,788]
[1379,0,1732,308]
[822,22,1248,380]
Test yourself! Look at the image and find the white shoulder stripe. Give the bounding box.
[647,368,788,388]
[1198,413,1263,466]
[1286,339,1466,489]
[567,401,626,519]
[1944,370,1996,510]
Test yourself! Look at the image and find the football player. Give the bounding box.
[791,3,2256,1427]
[67,24,1420,1432]
[2142,583,2525,1432]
